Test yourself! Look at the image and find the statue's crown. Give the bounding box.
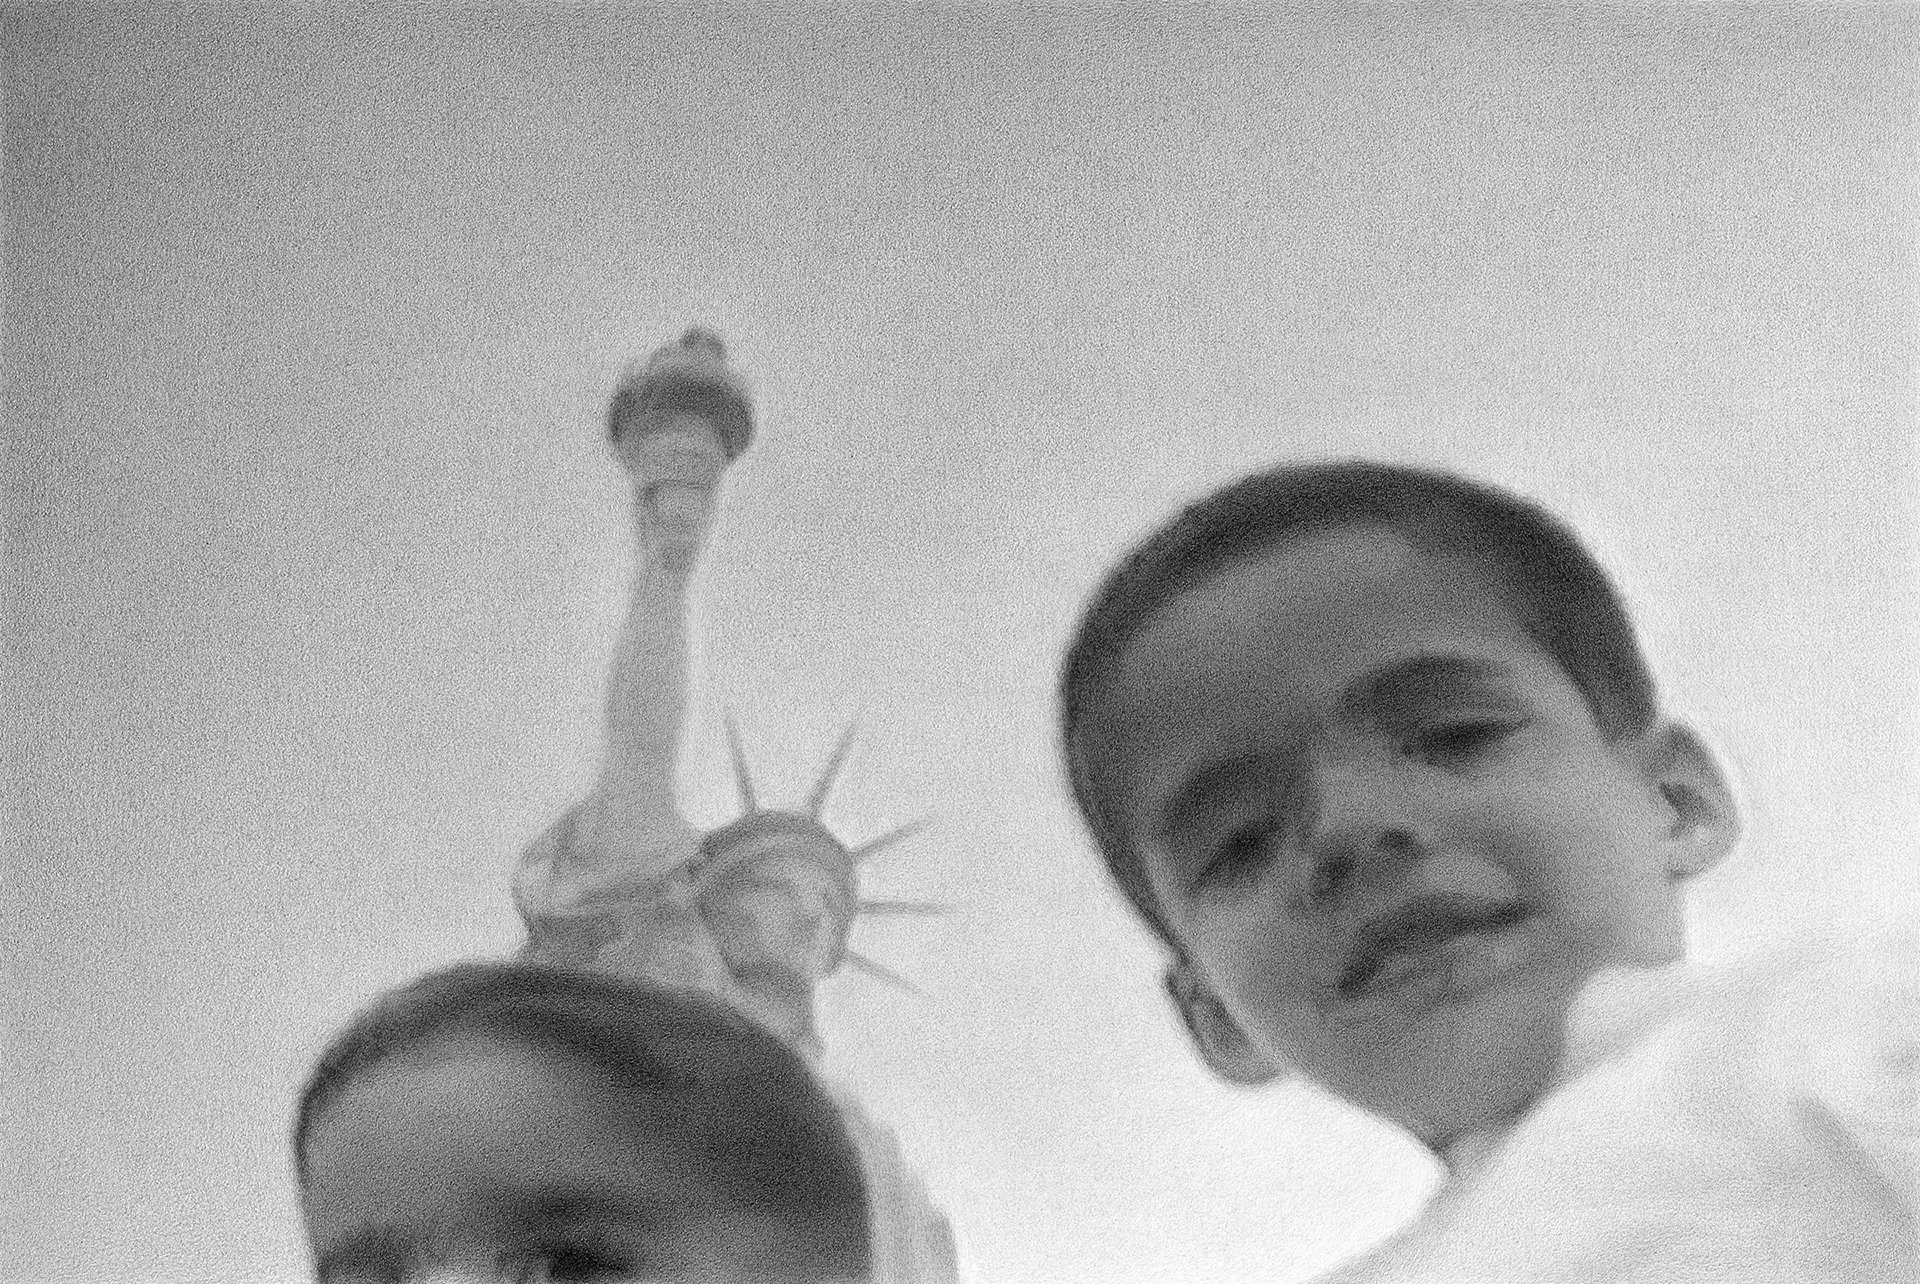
[698,809,858,884]
[700,718,941,994]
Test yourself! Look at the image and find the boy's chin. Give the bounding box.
[1407,1053,1561,1156]
[1340,985,1577,1153]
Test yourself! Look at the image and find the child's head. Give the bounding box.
[1060,461,1738,1151]
[294,963,870,1283]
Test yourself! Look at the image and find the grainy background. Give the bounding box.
[6,5,1915,1282]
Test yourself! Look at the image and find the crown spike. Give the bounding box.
[805,721,859,818]
[858,899,951,917]
[723,711,757,815]
[851,816,932,863]
[844,950,922,996]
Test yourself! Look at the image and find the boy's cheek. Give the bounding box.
[1206,938,1335,1040]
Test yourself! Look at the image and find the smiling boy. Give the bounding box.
[1060,461,1916,1280]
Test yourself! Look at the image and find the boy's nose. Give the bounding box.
[1294,761,1426,909]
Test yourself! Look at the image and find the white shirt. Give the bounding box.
[1324,929,1920,1283]
[827,1085,962,1284]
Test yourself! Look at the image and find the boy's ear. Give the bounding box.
[1637,721,1740,880]
[1165,964,1285,1086]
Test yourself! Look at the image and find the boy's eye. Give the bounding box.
[518,1244,639,1283]
[1406,718,1524,762]
[1196,819,1281,890]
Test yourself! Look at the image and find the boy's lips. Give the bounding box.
[1337,894,1532,1000]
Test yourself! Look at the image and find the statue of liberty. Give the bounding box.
[512,330,959,1283]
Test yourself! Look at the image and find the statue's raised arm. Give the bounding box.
[513,330,752,965]
[598,328,753,847]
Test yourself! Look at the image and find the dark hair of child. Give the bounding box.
[1060,459,1660,951]
[293,962,870,1277]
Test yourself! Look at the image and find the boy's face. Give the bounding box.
[1086,525,1725,1150]
[302,1034,856,1284]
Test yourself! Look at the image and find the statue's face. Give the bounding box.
[696,830,857,987]
[616,412,728,544]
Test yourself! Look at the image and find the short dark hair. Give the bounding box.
[293,962,869,1277]
[1059,459,1659,950]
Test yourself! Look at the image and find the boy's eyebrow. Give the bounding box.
[312,1188,660,1279]
[517,1182,661,1228]
[1338,654,1516,723]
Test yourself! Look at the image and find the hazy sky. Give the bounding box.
[6,6,1916,1283]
